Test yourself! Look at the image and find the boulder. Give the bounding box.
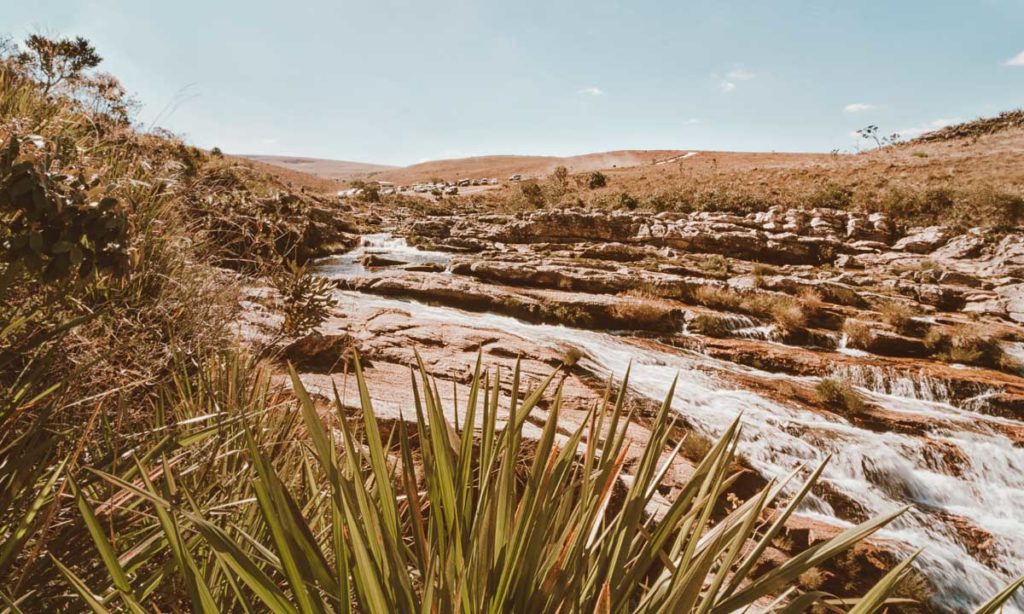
[361,253,408,267]
[892,226,948,253]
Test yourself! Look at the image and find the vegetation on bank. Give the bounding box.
[2,33,1024,612]
[448,113,1024,232]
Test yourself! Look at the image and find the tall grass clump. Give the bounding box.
[50,353,932,612]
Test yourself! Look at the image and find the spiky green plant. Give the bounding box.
[47,351,987,613]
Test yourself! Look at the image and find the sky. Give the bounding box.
[6,0,1024,166]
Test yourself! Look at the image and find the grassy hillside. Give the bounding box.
[433,116,1024,229]
[245,154,397,183]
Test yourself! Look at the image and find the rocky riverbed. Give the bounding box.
[242,206,1024,612]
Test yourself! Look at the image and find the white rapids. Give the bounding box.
[316,233,452,278]
[319,237,1024,612]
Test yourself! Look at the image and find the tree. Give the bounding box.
[16,34,102,95]
[547,165,570,199]
[856,125,902,150]
[588,171,607,189]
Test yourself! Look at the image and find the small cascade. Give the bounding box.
[719,314,758,330]
[837,333,869,357]
[833,364,955,404]
[686,313,782,342]
[316,232,451,277]
[831,364,999,416]
[734,323,781,341]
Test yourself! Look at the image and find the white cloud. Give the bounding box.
[715,66,754,93]
[1004,50,1024,66]
[682,118,701,125]
[726,68,755,81]
[844,103,875,113]
[577,86,605,96]
[893,118,959,139]
[260,138,279,146]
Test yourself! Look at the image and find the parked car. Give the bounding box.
[336,188,363,199]
[444,186,458,195]
[508,174,522,181]
[458,178,471,187]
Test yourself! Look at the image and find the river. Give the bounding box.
[318,234,1024,612]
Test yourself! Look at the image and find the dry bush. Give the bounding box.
[798,287,826,311]
[816,377,866,414]
[770,298,807,332]
[842,319,875,349]
[699,254,731,279]
[609,299,677,330]
[877,301,918,335]
[560,345,585,367]
[680,429,714,462]
[693,284,744,311]
[926,325,1007,369]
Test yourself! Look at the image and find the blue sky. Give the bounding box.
[7,0,1024,165]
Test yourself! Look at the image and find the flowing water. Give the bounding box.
[317,233,452,278]
[318,237,1024,612]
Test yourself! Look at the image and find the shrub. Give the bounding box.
[520,181,545,208]
[560,345,584,366]
[699,254,731,279]
[843,319,875,349]
[272,260,337,336]
[549,165,569,194]
[751,263,775,288]
[798,287,826,311]
[878,301,917,335]
[928,325,1006,368]
[1,136,129,281]
[770,298,807,332]
[694,284,744,311]
[680,429,714,462]
[923,327,947,353]
[619,191,639,210]
[817,377,866,413]
[804,182,853,209]
[210,146,223,157]
[588,170,607,189]
[609,299,679,331]
[819,284,864,307]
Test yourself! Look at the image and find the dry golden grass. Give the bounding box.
[843,319,875,349]
[430,117,1024,228]
[233,155,348,193]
